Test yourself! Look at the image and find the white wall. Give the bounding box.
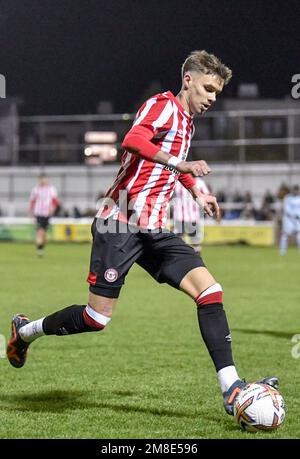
[204,163,300,204]
[0,163,300,216]
[0,165,118,216]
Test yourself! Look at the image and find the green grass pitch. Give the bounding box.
[0,242,299,439]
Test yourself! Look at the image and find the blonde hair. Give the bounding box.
[181,50,232,85]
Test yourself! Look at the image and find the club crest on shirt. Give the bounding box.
[104,268,118,282]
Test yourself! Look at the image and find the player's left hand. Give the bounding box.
[176,159,211,177]
[196,193,220,220]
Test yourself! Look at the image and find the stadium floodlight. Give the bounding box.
[85,131,117,143]
[84,147,93,156]
[84,144,117,165]
[84,131,118,165]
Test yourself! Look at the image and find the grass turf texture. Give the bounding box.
[0,242,299,439]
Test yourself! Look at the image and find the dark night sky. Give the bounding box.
[1,0,299,115]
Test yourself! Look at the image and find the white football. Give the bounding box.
[233,383,285,432]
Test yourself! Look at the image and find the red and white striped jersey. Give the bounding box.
[97,91,195,229]
[173,177,211,223]
[30,184,58,217]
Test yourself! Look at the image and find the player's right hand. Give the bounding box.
[176,160,211,177]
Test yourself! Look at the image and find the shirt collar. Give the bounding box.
[166,91,192,120]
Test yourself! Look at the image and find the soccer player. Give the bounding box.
[173,176,211,254]
[279,185,300,255]
[29,174,59,256]
[7,51,277,416]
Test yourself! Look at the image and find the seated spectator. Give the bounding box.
[240,192,255,220]
[216,190,227,219]
[73,206,82,218]
[84,208,97,217]
[226,190,244,219]
[255,195,276,221]
[216,190,227,203]
[277,183,290,201]
[263,190,275,205]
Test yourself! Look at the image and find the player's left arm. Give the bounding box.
[178,173,196,190]
[187,184,220,220]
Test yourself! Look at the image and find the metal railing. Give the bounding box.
[1,108,300,165]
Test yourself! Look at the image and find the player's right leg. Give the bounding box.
[7,295,117,368]
[7,217,143,368]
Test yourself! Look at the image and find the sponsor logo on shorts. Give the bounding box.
[104,268,118,283]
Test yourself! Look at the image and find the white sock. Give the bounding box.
[19,318,45,343]
[217,365,240,393]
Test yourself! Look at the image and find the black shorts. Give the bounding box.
[87,218,205,299]
[36,216,50,230]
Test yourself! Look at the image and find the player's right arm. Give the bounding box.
[123,137,211,177]
[122,95,211,177]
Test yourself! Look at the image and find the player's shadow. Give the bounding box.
[0,390,85,414]
[1,389,198,419]
[232,328,296,339]
[2,390,244,434]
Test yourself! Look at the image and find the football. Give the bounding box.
[233,383,285,432]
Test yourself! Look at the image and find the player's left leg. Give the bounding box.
[143,232,278,415]
[144,232,280,416]
[138,232,242,410]
[36,227,46,255]
[279,217,293,255]
[179,266,242,399]
[179,266,278,414]
[279,231,289,255]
